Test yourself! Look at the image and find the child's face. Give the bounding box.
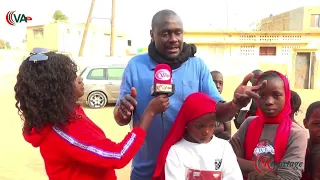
[212,74,223,94]
[186,113,216,143]
[304,107,320,144]
[256,78,285,117]
[74,76,84,99]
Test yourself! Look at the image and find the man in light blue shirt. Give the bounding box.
[113,9,266,180]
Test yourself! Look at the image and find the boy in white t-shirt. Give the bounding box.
[153,93,243,180]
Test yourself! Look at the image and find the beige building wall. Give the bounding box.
[288,7,305,31]
[261,6,320,31]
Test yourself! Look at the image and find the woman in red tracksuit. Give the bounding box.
[14,52,169,180]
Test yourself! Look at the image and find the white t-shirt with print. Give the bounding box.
[165,136,243,180]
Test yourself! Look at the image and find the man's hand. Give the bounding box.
[233,73,267,108]
[118,87,138,120]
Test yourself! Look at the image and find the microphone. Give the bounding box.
[151,64,175,143]
[152,64,175,97]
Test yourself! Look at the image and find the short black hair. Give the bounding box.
[257,71,281,84]
[305,101,320,120]
[290,90,301,115]
[151,9,181,29]
[252,69,263,75]
[210,70,222,76]
[14,52,78,133]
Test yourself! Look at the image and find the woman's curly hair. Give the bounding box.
[14,52,78,133]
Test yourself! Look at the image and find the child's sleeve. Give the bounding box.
[232,116,253,149]
[165,147,186,180]
[53,125,146,169]
[221,142,243,179]
[276,129,308,180]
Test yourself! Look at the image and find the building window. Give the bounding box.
[66,29,70,34]
[259,47,276,56]
[240,46,255,56]
[209,46,225,56]
[311,14,320,27]
[281,46,300,56]
[33,28,44,39]
[127,40,132,46]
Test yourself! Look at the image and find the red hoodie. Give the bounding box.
[23,106,146,180]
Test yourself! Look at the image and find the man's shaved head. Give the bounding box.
[150,9,184,60]
[151,9,182,30]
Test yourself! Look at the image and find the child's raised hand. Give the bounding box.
[146,95,169,115]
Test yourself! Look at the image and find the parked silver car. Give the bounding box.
[78,64,126,108]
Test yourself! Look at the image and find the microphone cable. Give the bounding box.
[160,111,165,143]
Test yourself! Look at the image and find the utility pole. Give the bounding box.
[110,0,116,56]
[226,0,229,30]
[78,0,96,57]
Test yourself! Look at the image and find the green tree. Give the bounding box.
[53,10,68,22]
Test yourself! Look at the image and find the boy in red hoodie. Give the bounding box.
[14,52,169,180]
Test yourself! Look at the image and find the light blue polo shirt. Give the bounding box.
[116,53,223,180]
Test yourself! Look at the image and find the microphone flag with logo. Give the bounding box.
[152,64,175,97]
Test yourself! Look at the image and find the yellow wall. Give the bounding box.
[303,6,320,30]
[26,24,59,52]
[26,23,127,56]
[183,31,320,90]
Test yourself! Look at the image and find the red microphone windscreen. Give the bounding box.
[154,64,172,85]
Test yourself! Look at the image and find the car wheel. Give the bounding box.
[87,91,108,109]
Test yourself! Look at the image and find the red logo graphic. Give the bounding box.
[254,156,274,172]
[6,11,32,26]
[155,69,171,81]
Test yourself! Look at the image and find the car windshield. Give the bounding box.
[78,67,87,76]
